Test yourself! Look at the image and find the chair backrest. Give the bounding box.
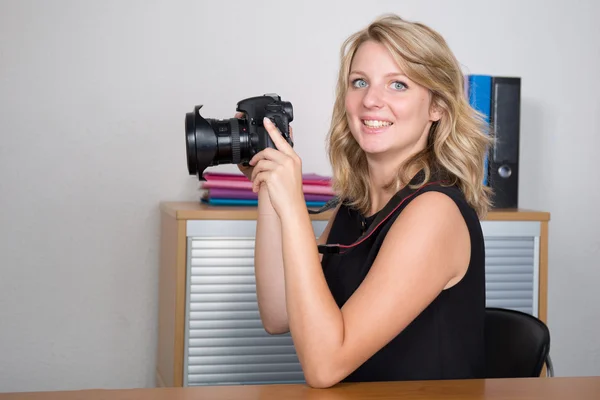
[484,307,551,378]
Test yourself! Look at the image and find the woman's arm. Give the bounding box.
[278,191,471,388]
[254,187,338,334]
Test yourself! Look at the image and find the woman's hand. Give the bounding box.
[237,113,295,181]
[249,117,304,219]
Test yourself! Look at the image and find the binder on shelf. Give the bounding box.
[466,74,521,209]
[467,74,492,186]
[489,76,521,209]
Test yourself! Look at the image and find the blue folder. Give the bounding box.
[202,198,327,208]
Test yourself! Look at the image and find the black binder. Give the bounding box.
[489,77,521,209]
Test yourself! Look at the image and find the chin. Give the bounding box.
[354,135,390,155]
[358,143,391,156]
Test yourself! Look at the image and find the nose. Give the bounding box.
[362,85,384,109]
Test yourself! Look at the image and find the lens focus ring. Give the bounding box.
[230,119,241,164]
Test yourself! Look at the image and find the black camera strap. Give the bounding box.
[307,197,340,215]
[310,172,447,255]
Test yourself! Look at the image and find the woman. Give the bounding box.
[239,13,493,388]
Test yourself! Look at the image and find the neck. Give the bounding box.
[363,127,432,215]
[366,155,422,216]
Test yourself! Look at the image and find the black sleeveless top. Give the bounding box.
[320,175,486,382]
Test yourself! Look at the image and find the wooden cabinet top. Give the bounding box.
[160,202,550,222]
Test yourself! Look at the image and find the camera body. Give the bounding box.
[185,94,294,180]
[237,94,294,154]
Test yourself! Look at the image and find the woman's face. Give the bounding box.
[345,40,441,162]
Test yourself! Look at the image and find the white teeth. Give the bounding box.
[362,120,392,128]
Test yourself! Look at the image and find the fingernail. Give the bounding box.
[263,117,272,125]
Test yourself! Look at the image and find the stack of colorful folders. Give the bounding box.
[200,172,335,208]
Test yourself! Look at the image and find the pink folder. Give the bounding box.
[203,172,332,186]
[202,180,334,195]
[207,187,333,202]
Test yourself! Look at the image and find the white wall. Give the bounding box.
[1,0,598,392]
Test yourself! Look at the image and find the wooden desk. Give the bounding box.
[2,377,599,400]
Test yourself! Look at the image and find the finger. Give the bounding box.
[263,117,294,155]
[234,112,244,118]
[252,170,270,193]
[249,147,287,166]
[250,159,277,182]
[289,125,294,142]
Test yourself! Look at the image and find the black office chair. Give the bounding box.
[484,307,554,378]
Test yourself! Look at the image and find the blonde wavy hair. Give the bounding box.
[326,14,494,218]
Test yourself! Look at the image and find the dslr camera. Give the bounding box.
[185,93,294,180]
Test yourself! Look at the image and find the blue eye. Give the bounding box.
[391,81,407,91]
[351,78,367,88]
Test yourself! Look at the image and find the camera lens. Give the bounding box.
[185,105,251,180]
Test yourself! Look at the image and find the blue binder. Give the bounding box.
[467,75,492,186]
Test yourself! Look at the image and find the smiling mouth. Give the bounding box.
[362,120,393,128]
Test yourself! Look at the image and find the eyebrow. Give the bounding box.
[349,70,407,78]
